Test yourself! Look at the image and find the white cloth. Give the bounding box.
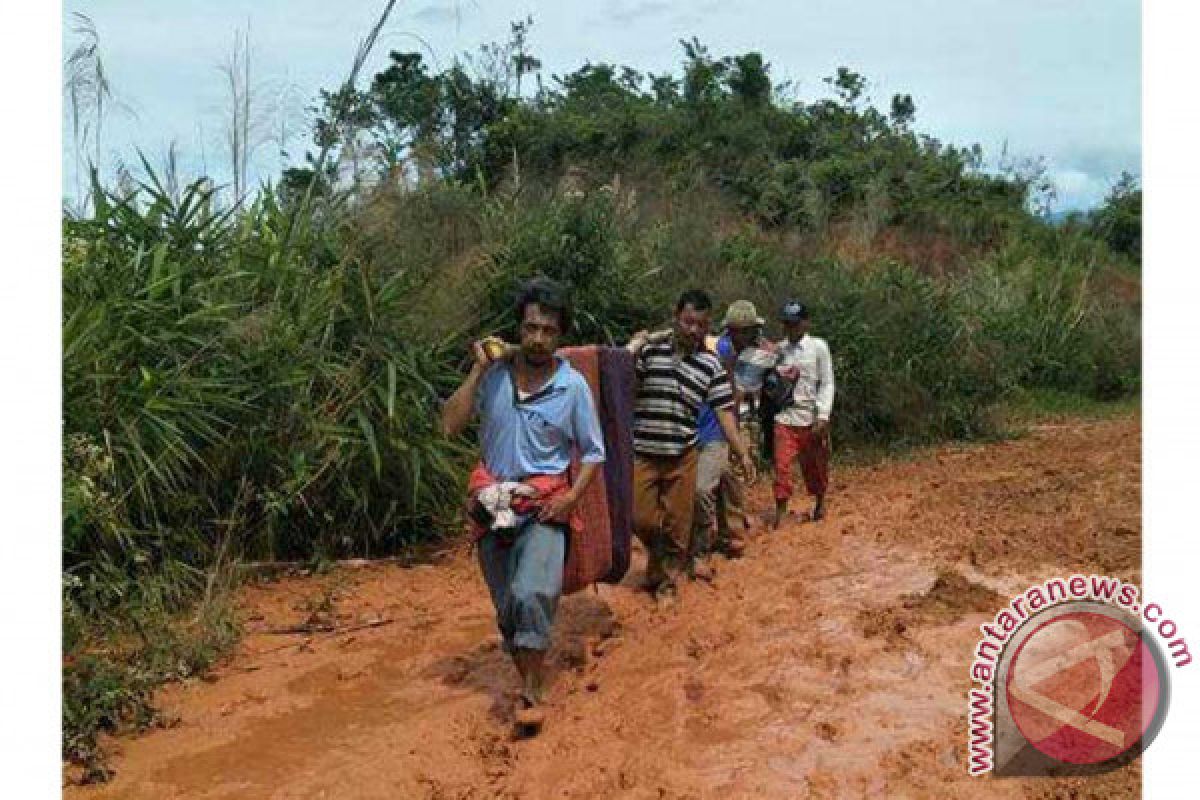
[476,482,539,530]
[773,334,835,427]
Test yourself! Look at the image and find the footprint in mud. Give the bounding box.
[785,580,810,603]
[815,719,842,742]
[748,681,788,713]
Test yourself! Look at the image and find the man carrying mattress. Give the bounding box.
[627,289,752,609]
[440,277,605,735]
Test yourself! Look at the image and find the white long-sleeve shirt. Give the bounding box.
[773,334,835,427]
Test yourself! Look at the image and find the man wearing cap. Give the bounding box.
[691,300,768,566]
[771,300,835,528]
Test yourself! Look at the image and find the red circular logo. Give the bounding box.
[1005,611,1163,765]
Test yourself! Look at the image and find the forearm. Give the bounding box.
[815,388,834,421]
[440,366,484,437]
[816,349,835,420]
[716,409,748,459]
[569,461,601,501]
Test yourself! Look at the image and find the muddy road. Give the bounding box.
[69,415,1141,799]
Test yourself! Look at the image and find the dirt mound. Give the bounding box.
[66,415,1141,799]
[859,569,1005,641]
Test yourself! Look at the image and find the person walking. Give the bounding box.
[626,289,751,608]
[691,300,767,565]
[440,278,605,734]
[771,299,835,528]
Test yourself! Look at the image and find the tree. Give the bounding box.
[889,93,916,130]
[509,16,541,97]
[728,53,771,106]
[680,38,728,108]
[1090,171,1141,262]
[826,67,867,108]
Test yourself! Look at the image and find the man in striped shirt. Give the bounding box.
[626,289,751,607]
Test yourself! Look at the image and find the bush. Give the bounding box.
[480,191,665,343]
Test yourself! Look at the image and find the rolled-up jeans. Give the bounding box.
[477,520,566,653]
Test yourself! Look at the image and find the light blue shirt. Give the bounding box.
[474,357,606,481]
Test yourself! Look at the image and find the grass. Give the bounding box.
[1001,387,1142,425]
[63,567,240,782]
[832,388,1139,469]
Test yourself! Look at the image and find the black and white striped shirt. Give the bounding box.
[633,337,734,457]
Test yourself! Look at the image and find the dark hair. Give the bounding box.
[515,276,573,333]
[675,288,714,314]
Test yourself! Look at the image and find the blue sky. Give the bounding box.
[62,0,1141,210]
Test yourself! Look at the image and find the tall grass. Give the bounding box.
[62,171,473,774]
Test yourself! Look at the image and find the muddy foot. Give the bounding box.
[515,694,546,737]
[654,584,678,611]
[812,497,826,522]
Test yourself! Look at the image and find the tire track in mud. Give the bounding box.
[67,415,1141,799]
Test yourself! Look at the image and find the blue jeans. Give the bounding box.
[477,521,566,653]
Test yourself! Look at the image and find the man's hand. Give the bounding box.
[473,338,517,372]
[538,492,578,524]
[627,329,672,354]
[442,341,496,437]
[470,339,492,372]
[626,330,650,354]
[813,418,830,438]
[732,448,757,484]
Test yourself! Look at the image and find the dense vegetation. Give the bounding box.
[62,22,1139,777]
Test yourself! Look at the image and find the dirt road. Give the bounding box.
[69,415,1141,799]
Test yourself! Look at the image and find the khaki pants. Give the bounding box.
[716,460,749,544]
[693,442,750,557]
[692,442,727,557]
[633,448,698,590]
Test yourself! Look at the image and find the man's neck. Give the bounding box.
[514,353,556,391]
[672,332,694,358]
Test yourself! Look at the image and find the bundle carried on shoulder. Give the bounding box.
[557,345,635,594]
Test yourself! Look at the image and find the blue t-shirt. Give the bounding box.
[474,357,606,480]
[696,334,735,446]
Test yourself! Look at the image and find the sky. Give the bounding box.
[61,0,1141,211]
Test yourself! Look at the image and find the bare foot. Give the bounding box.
[812,496,826,522]
[515,693,545,736]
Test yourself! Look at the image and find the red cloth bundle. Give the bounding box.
[465,463,581,543]
[557,346,615,594]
